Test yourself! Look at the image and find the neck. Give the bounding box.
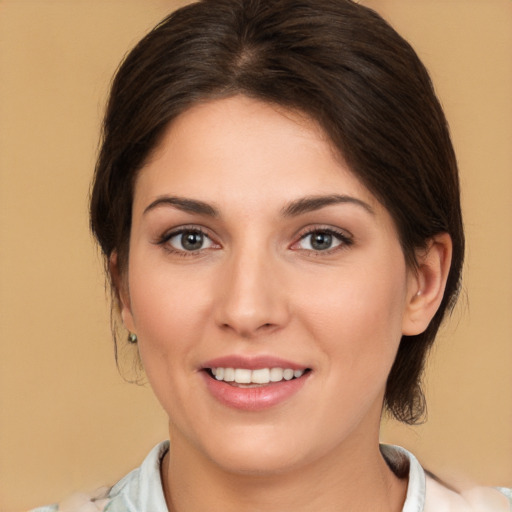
[161,428,407,512]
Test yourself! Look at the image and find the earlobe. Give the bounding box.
[402,233,452,336]
[109,252,136,333]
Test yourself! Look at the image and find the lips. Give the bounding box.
[201,356,311,411]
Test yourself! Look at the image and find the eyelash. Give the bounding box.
[293,227,354,255]
[154,225,353,257]
[155,226,217,257]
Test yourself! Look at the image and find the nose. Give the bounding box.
[214,246,290,338]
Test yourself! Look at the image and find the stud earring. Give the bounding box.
[128,332,138,343]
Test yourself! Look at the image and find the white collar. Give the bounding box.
[104,441,510,512]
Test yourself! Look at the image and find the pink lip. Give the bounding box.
[202,355,307,371]
[200,355,311,411]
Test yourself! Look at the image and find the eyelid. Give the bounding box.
[154,225,221,254]
[290,225,354,253]
[153,223,352,256]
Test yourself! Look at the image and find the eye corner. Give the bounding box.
[155,225,221,256]
[291,226,354,254]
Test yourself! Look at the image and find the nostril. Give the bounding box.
[256,322,278,333]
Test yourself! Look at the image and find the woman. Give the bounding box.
[32,0,511,510]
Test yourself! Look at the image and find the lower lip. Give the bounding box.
[202,372,310,411]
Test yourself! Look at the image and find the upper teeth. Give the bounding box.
[211,367,304,384]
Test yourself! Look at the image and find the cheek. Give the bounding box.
[129,260,210,334]
[295,258,409,373]
[129,271,214,420]
[126,263,215,385]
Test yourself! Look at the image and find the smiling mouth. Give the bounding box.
[205,367,311,387]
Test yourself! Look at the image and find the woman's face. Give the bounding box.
[121,95,420,474]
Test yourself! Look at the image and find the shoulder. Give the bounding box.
[106,440,169,512]
[424,474,512,512]
[29,441,169,512]
[382,444,511,512]
[29,488,110,512]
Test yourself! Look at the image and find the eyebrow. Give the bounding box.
[143,193,374,218]
[281,194,374,217]
[143,196,219,217]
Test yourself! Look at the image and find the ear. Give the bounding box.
[402,233,453,336]
[109,252,136,333]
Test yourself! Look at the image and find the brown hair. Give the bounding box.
[90,0,464,424]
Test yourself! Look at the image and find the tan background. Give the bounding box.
[0,1,511,510]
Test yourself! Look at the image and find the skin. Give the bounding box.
[116,95,452,512]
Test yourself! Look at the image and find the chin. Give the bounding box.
[195,424,322,476]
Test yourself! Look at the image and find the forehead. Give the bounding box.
[134,95,382,219]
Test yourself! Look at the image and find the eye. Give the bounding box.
[294,228,351,252]
[165,229,215,252]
